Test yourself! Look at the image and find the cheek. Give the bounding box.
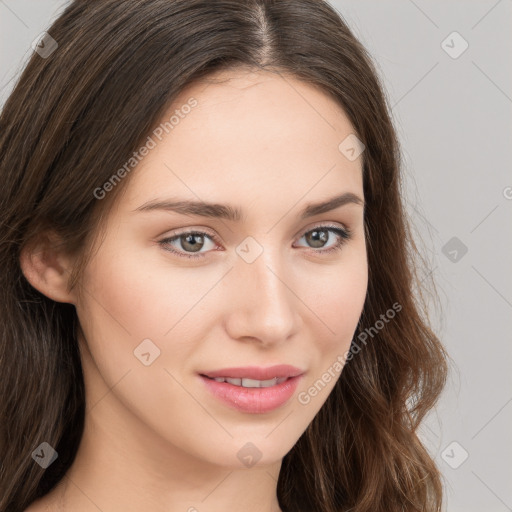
[296,254,368,347]
[75,240,225,391]
[74,244,206,423]
[292,257,367,410]
[74,244,169,381]
[79,243,200,339]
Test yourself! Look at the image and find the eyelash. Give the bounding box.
[158,223,352,260]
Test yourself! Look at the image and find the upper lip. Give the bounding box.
[200,365,304,380]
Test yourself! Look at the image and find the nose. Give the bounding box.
[223,247,300,347]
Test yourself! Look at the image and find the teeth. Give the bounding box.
[241,378,271,388]
[211,377,288,387]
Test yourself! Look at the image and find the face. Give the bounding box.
[74,68,368,469]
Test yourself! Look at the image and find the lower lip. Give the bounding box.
[199,374,303,414]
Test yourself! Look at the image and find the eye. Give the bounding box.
[158,224,352,260]
[294,224,352,255]
[159,230,219,259]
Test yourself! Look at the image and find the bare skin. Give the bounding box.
[22,68,368,512]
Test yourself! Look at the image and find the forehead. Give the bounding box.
[121,68,363,214]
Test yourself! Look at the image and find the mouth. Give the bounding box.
[199,364,304,381]
[197,365,305,414]
[200,375,290,388]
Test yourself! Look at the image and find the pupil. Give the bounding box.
[308,229,327,248]
[183,234,203,252]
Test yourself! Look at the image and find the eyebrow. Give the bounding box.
[133,192,364,222]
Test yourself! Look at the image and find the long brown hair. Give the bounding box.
[0,1,448,510]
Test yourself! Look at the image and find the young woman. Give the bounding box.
[0,1,448,511]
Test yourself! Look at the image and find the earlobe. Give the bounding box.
[19,233,77,305]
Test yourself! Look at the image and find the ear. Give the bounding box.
[19,231,77,304]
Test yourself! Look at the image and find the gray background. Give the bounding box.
[1,1,511,511]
